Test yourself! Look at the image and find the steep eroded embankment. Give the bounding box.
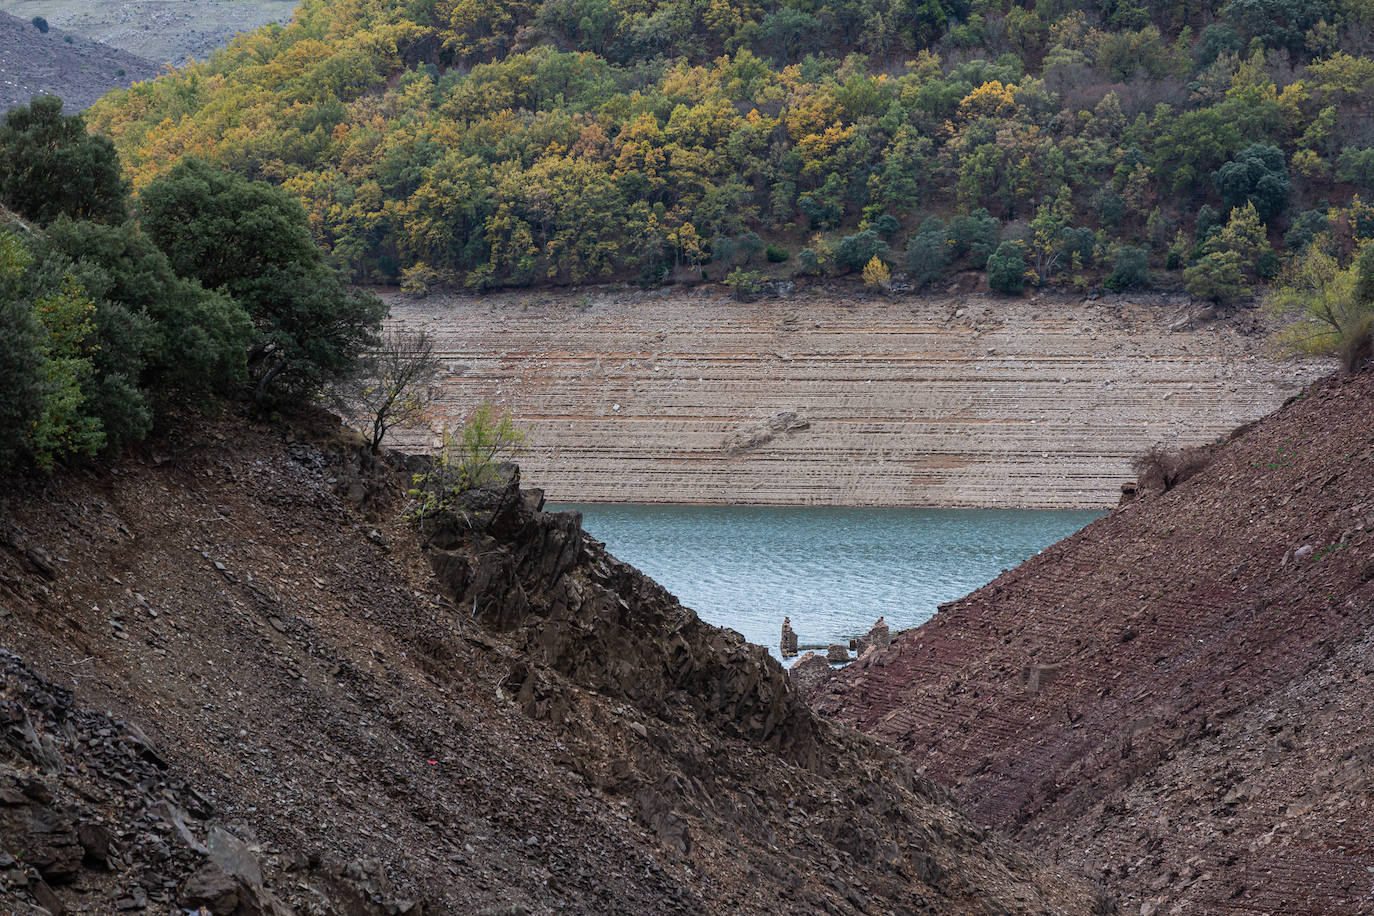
[815,372,1374,914]
[389,288,1325,508]
[0,411,1100,914]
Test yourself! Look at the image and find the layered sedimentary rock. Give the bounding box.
[388,288,1325,508]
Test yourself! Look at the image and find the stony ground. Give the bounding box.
[387,286,1327,509]
[0,0,294,65]
[0,409,1100,914]
[0,11,157,111]
[813,370,1374,915]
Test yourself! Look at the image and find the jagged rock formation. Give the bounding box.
[388,288,1326,508]
[814,372,1374,914]
[0,410,1101,913]
[415,468,1103,911]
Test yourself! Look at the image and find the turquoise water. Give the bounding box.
[552,504,1101,660]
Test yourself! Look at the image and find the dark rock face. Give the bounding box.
[0,796,82,883]
[788,651,834,699]
[421,472,820,763]
[416,472,1101,913]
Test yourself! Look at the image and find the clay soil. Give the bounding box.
[0,409,1099,914]
[814,371,1374,914]
[387,286,1326,509]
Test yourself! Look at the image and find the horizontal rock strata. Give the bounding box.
[387,288,1326,508]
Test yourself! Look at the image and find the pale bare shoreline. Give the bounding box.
[386,285,1328,510]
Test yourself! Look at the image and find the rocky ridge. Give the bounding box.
[0,410,1101,913]
[813,371,1374,914]
[0,0,296,67]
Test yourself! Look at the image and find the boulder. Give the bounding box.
[0,785,83,884]
[789,652,834,699]
[181,863,241,914]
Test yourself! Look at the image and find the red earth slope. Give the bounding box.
[814,371,1374,915]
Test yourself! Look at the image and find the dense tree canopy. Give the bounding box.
[141,159,385,403]
[0,102,388,475]
[84,0,1374,294]
[0,232,49,470]
[0,97,127,225]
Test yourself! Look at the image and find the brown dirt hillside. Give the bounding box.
[0,410,1101,914]
[813,371,1374,915]
[0,11,157,111]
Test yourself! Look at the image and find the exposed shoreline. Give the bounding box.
[388,286,1329,509]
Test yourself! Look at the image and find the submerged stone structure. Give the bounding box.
[779,617,798,658]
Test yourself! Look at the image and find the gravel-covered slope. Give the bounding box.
[814,371,1374,915]
[0,11,157,111]
[0,410,1102,914]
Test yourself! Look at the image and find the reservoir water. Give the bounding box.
[554,504,1102,660]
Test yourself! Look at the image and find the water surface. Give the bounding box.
[552,504,1101,659]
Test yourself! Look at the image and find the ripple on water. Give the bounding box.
[551,504,1101,661]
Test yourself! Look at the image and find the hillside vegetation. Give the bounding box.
[88,0,1374,295]
[0,96,383,476]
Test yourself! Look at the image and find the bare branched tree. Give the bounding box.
[336,326,441,454]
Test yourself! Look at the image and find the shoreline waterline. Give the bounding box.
[553,502,1103,661]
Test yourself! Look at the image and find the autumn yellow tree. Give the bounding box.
[862,255,891,290]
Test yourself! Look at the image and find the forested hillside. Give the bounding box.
[89,0,1374,294]
[0,96,383,476]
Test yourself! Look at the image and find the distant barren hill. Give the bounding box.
[387,288,1328,509]
[0,0,294,65]
[0,10,157,110]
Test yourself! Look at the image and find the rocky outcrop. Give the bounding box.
[416,467,1104,912]
[814,371,1374,915]
[788,652,834,699]
[779,617,798,658]
[422,468,822,762]
[0,650,294,916]
[849,617,891,657]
